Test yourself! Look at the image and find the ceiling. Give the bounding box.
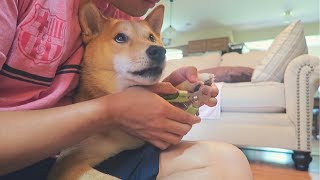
[158,0,320,33]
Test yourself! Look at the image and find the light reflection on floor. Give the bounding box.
[240,138,319,171]
[240,147,294,166]
[261,151,292,165]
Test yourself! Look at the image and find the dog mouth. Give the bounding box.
[131,66,163,77]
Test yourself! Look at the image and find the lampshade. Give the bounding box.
[162,0,177,39]
[162,25,177,39]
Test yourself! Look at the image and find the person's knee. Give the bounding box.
[192,141,252,179]
[186,141,240,156]
[198,141,249,163]
[205,141,247,160]
[158,141,253,179]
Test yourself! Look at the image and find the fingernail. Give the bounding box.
[190,75,198,82]
[195,117,201,123]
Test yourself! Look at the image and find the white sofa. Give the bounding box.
[164,21,320,171]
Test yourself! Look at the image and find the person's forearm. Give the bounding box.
[0,99,111,175]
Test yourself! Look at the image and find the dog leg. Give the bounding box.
[48,130,144,180]
[78,168,121,180]
[48,162,119,180]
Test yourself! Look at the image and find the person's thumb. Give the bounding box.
[184,66,199,83]
[146,82,178,95]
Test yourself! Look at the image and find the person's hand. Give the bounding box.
[94,86,200,150]
[162,66,199,86]
[163,66,219,107]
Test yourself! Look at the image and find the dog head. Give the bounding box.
[79,3,166,93]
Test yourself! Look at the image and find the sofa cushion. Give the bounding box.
[221,82,285,113]
[251,20,308,82]
[220,51,266,68]
[199,66,254,83]
[163,52,221,78]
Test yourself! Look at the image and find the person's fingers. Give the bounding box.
[209,83,219,97]
[149,139,170,150]
[147,82,178,95]
[139,119,190,149]
[194,84,218,106]
[162,119,192,136]
[204,97,217,107]
[183,66,199,83]
[149,130,183,145]
[164,66,199,86]
[175,81,203,92]
[200,84,218,96]
[165,104,201,125]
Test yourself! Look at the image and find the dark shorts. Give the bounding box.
[1,144,160,180]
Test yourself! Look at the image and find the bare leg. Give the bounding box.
[157,141,253,180]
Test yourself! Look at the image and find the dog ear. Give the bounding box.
[79,2,105,44]
[145,5,164,36]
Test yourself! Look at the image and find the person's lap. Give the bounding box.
[0,141,253,180]
[158,141,253,180]
[0,143,160,180]
[0,157,56,180]
[94,143,160,180]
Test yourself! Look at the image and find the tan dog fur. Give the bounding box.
[47,1,165,179]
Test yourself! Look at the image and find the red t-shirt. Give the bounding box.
[0,0,139,111]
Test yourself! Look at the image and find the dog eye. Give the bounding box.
[114,33,128,43]
[149,34,156,42]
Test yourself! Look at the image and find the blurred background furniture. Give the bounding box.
[163,21,320,171]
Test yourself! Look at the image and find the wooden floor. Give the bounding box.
[241,138,320,180]
[250,163,319,180]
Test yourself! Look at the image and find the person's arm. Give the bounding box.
[0,99,108,174]
[0,86,199,175]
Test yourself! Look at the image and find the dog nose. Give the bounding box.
[146,45,166,63]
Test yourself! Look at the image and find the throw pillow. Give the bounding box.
[199,66,254,83]
[251,20,308,82]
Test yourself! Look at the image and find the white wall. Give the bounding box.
[308,47,320,57]
[166,22,319,48]
[233,22,319,43]
[167,27,233,47]
[244,35,320,57]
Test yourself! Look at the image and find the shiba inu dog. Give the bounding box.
[47,1,166,179]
